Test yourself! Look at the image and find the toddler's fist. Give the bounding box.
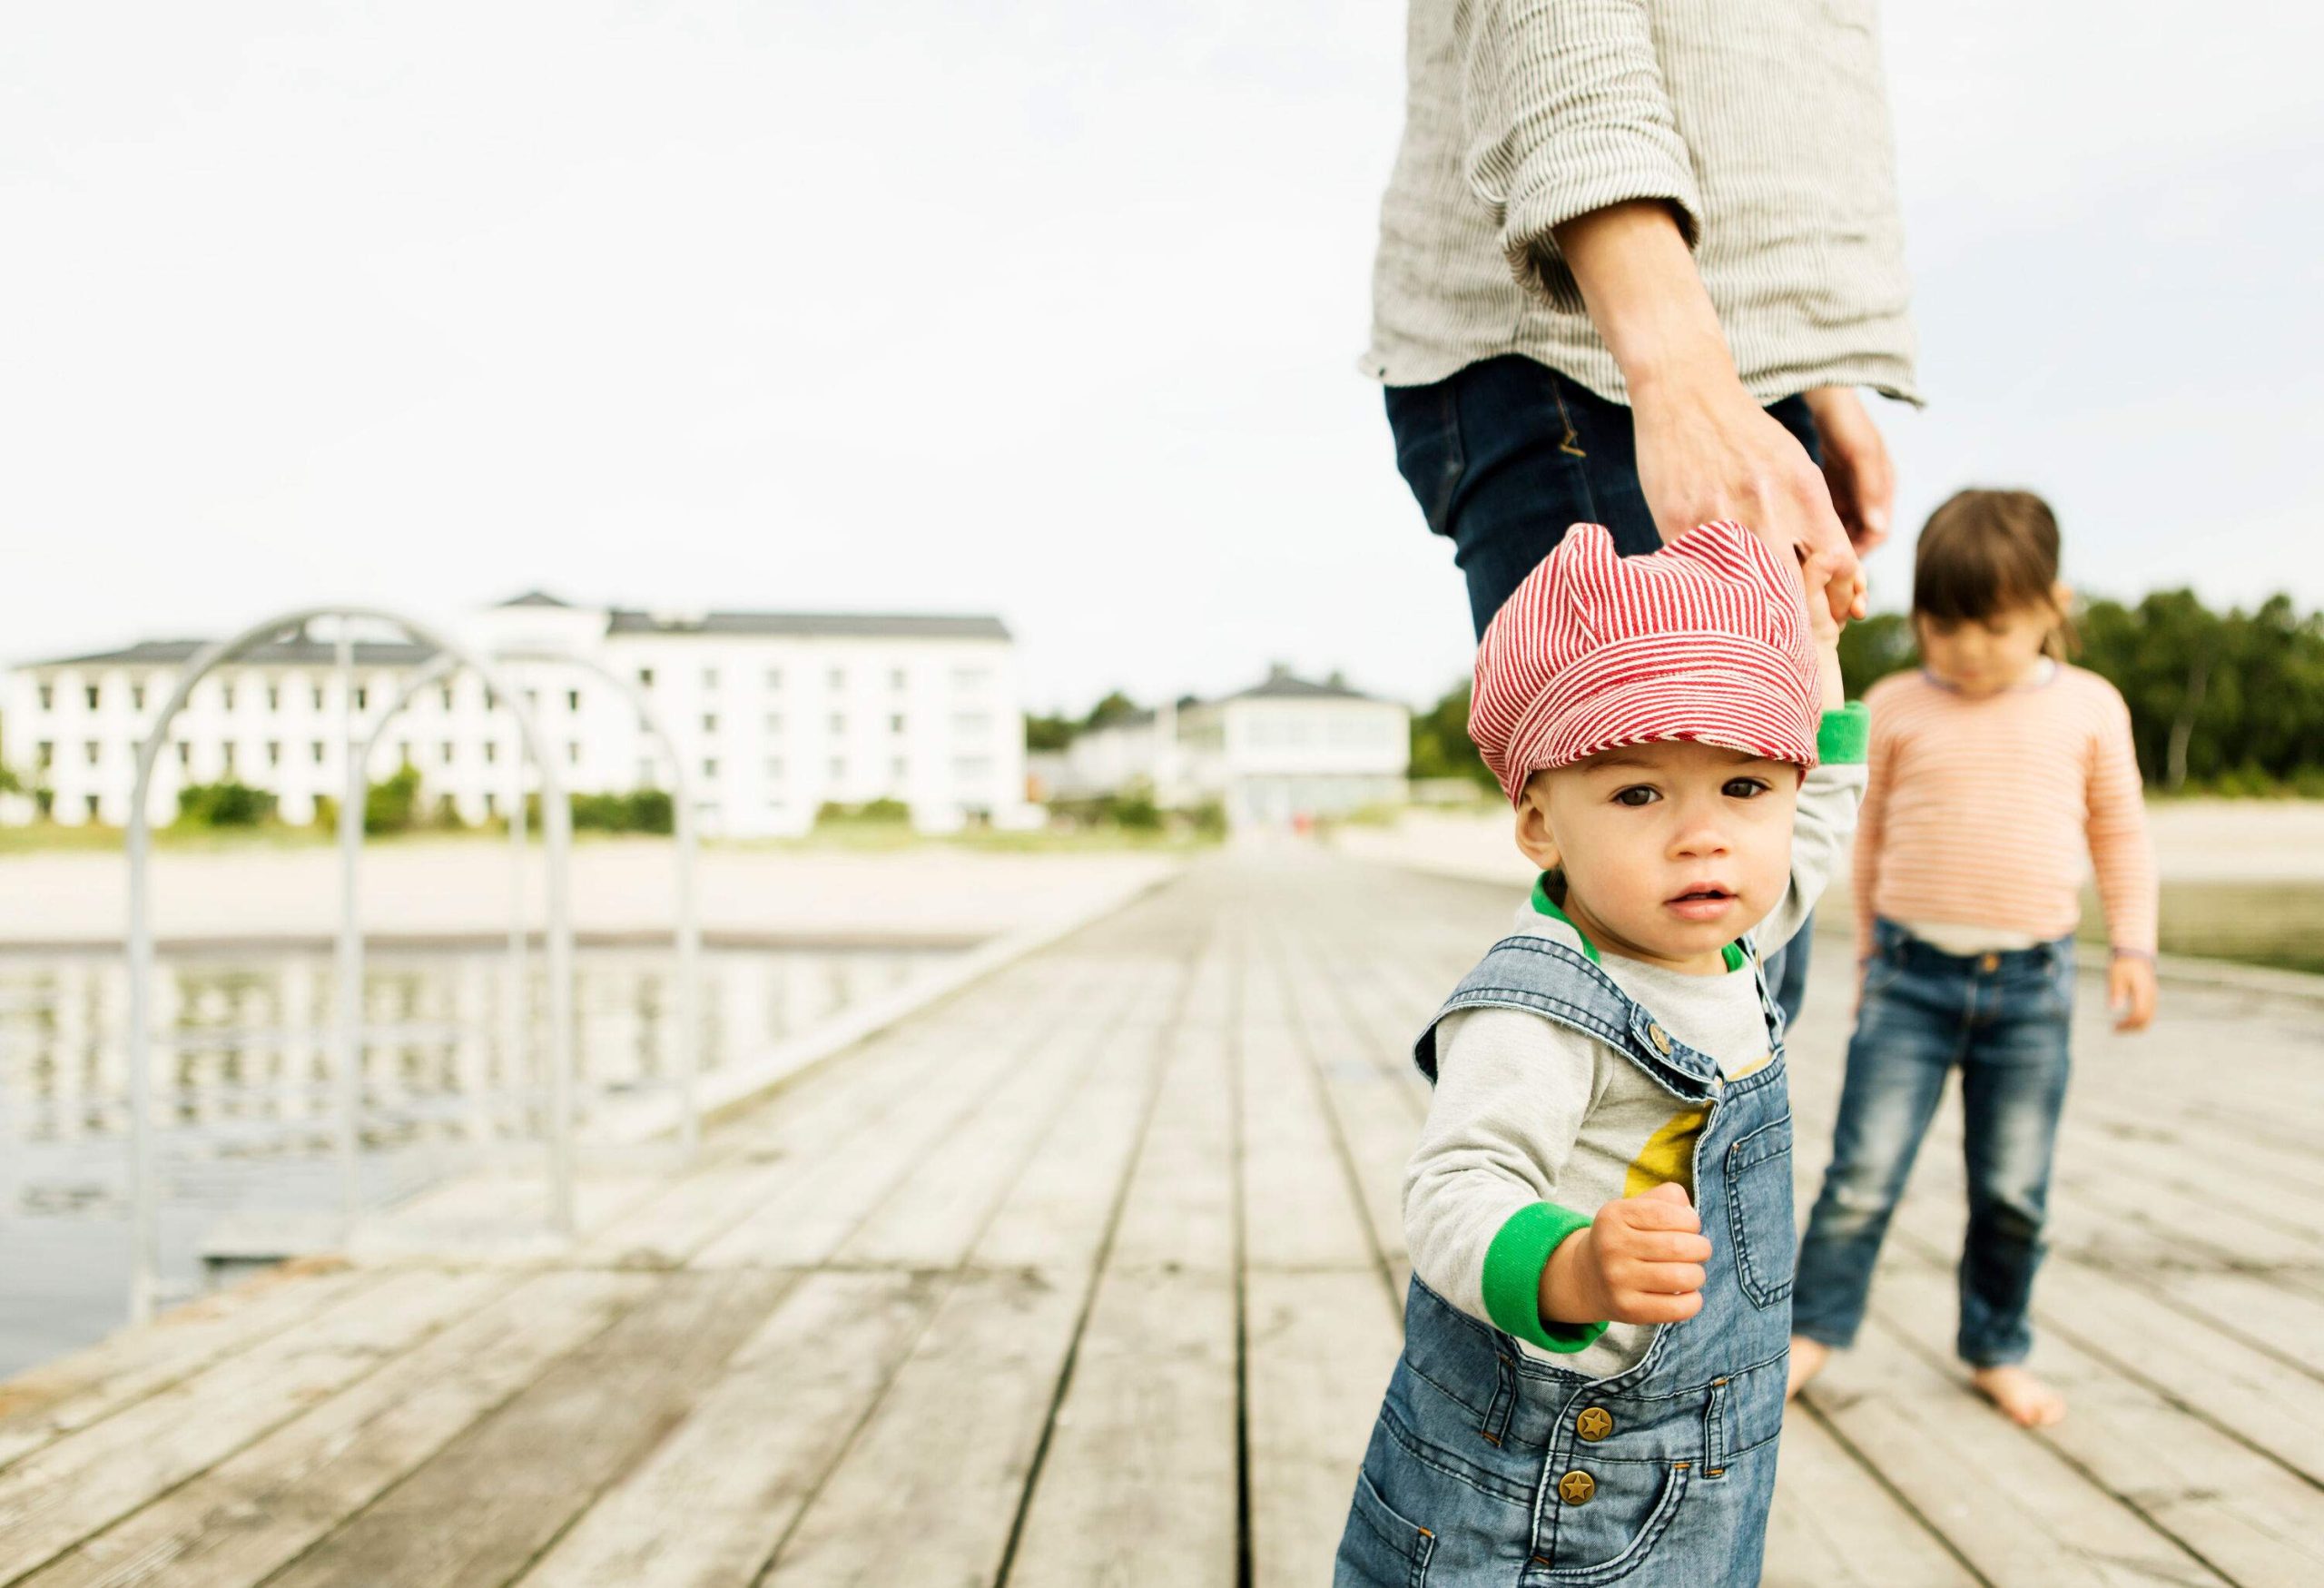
[1547,1181,1717,1327]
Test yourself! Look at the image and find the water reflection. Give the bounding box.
[0,942,958,1375]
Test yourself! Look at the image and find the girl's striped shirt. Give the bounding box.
[1854,666,2157,962]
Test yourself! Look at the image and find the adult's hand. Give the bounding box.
[1551,202,1865,623]
[1802,386,1896,554]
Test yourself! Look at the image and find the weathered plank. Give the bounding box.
[25,1269,648,1588]
[515,1268,942,1588]
[0,1269,507,1585]
[264,1269,792,1588]
[1764,1405,1979,1588]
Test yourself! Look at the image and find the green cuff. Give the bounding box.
[1817,701,1870,766]
[1482,1202,1608,1354]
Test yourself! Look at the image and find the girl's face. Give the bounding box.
[1915,594,2063,697]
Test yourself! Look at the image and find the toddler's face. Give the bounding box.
[1516,738,1799,975]
[1915,598,2059,696]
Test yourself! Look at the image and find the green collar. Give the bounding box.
[1531,873,1746,973]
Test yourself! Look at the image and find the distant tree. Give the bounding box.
[1025,712,1076,753]
[178,781,277,827]
[1409,681,1497,792]
[1083,690,1141,731]
[363,764,423,834]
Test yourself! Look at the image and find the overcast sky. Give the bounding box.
[4,2,2316,715]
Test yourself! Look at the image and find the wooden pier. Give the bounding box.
[5,851,2322,1586]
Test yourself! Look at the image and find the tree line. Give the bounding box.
[1413,589,2324,798]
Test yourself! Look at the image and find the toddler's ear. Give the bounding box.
[1513,785,1561,873]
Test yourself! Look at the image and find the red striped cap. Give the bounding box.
[1470,520,1821,804]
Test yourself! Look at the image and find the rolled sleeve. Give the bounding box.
[1458,0,1704,311]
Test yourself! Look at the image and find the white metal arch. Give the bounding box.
[124,607,576,1325]
[496,646,703,1158]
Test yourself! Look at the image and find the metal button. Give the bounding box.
[1576,1406,1613,1442]
[1978,952,2001,973]
[1558,1470,1597,1504]
[1646,1023,1672,1055]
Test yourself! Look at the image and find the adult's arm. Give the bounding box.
[1453,0,1872,618]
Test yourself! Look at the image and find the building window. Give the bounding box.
[441,742,455,765]
[312,686,326,710]
[312,742,326,764]
[37,685,53,711]
[36,741,53,768]
[267,686,281,712]
[889,713,906,734]
[484,742,498,765]
[177,742,192,768]
[765,712,784,735]
[951,666,990,690]
[636,758,655,786]
[85,685,101,710]
[396,742,411,766]
[220,684,234,711]
[84,741,100,766]
[765,667,783,690]
[891,756,907,780]
[131,684,146,710]
[890,668,908,690]
[566,743,580,765]
[829,713,845,735]
[525,688,539,711]
[829,756,844,779]
[955,755,994,781]
[954,712,993,737]
[766,756,785,781]
[638,666,655,686]
[483,792,498,818]
[703,668,719,690]
[221,744,237,774]
[85,794,101,821]
[267,742,282,767]
[566,689,580,712]
[703,757,719,779]
[702,713,718,734]
[827,666,845,690]
[440,685,455,711]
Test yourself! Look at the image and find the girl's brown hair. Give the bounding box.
[1912,488,2073,658]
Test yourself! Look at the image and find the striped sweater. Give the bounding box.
[1364,0,1921,406]
[1854,666,2158,961]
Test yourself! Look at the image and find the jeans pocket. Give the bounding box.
[1725,1117,1797,1309]
[1384,380,1466,537]
[1541,1459,1693,1584]
[1337,1469,1437,1587]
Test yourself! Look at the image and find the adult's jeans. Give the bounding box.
[1789,921,2078,1366]
[1384,354,1827,1022]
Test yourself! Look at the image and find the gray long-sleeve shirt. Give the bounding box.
[1365,0,1921,407]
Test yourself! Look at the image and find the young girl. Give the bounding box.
[1786,488,2158,1427]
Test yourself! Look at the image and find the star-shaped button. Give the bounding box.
[1576,1406,1612,1442]
[1558,1470,1596,1505]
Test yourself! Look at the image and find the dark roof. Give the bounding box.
[495,590,572,608]
[605,610,1009,641]
[25,636,439,670]
[1227,666,1379,704]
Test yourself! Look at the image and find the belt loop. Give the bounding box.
[1482,1350,1519,1447]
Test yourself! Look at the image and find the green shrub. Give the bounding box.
[815,797,911,826]
[363,764,422,834]
[570,788,675,833]
[177,780,277,828]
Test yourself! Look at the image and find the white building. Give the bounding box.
[1,593,1031,838]
[1050,666,1410,829]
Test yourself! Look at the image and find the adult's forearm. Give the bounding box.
[1550,202,1738,399]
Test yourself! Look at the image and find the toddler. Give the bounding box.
[1335,521,1864,1587]
[1787,488,2158,1427]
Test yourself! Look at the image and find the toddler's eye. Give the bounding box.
[1612,786,1659,807]
[1723,778,1771,799]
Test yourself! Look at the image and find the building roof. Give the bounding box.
[23,636,439,671]
[605,610,1010,641]
[1226,665,1382,704]
[494,589,573,608]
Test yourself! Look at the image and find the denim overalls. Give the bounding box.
[1336,934,1796,1587]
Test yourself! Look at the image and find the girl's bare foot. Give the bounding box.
[1785,1335,1832,1400]
[1971,1364,2066,1427]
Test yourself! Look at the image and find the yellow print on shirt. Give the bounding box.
[1621,1050,1771,1198]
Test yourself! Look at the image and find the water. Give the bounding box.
[0,941,960,1376]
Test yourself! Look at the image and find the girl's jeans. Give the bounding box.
[1791,919,2077,1366]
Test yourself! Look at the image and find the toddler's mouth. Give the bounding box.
[1664,883,1737,922]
